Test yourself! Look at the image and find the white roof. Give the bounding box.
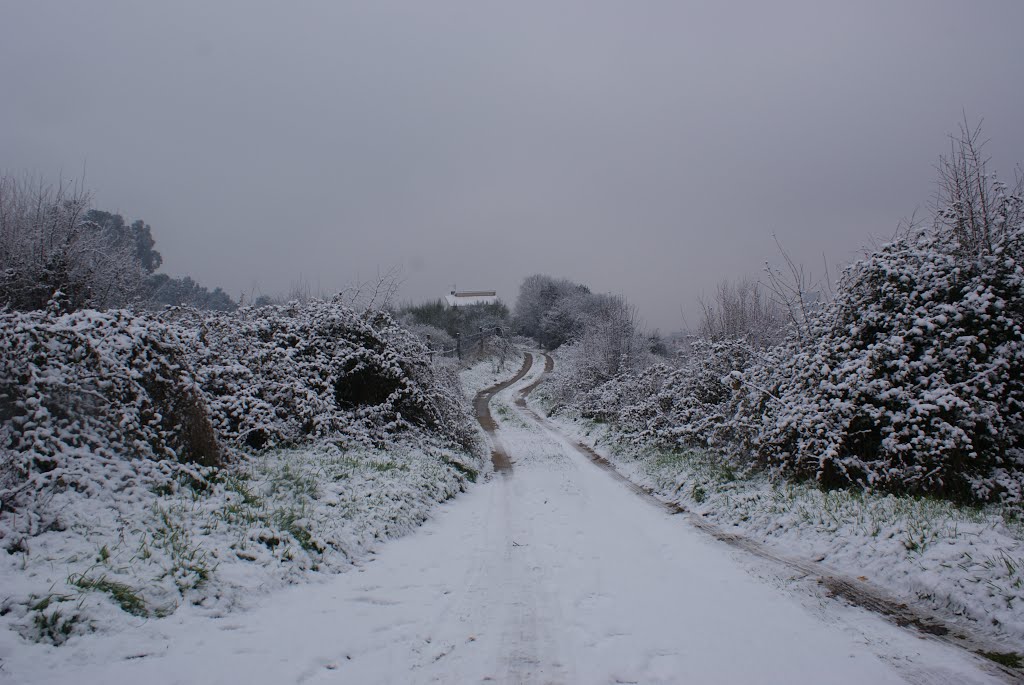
[444,291,498,307]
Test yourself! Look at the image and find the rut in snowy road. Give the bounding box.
[474,352,533,474]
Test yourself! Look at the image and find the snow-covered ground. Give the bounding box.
[0,442,475,648]
[546,409,1024,654]
[1,351,1007,683]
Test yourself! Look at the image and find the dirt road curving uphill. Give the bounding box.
[473,352,533,473]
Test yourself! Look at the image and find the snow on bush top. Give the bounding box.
[167,299,477,453]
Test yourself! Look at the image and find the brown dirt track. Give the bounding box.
[473,352,533,474]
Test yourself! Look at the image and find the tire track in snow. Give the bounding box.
[474,352,533,474]
[480,350,571,682]
[516,352,1023,684]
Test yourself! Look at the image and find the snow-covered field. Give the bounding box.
[0,352,524,679]
[545,407,1024,655]
[1,351,1009,684]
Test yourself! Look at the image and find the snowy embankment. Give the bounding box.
[543,409,1024,653]
[0,303,519,654]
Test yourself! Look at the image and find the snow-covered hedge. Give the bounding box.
[0,298,486,642]
[753,226,1024,503]
[574,339,755,454]
[541,318,655,412]
[1,299,479,543]
[167,300,477,453]
[568,226,1024,506]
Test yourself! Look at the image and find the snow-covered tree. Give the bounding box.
[699,277,784,348]
[0,175,237,313]
[145,274,236,311]
[83,209,163,274]
[0,176,147,311]
[513,274,591,346]
[934,119,1023,259]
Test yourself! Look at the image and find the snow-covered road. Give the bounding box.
[8,352,1007,684]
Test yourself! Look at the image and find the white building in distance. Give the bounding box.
[444,290,498,307]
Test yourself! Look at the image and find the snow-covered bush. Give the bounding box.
[169,299,477,453]
[0,306,222,541]
[561,127,1024,506]
[575,339,758,454]
[572,221,1024,505]
[755,225,1024,503]
[1,298,479,544]
[0,298,486,641]
[545,333,647,409]
[574,220,1024,505]
[541,295,652,411]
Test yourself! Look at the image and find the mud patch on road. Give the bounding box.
[514,353,553,409]
[474,353,533,474]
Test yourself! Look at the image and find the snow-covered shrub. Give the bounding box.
[756,225,1024,504]
[552,129,1024,508]
[575,339,758,454]
[568,226,1024,505]
[543,301,652,411]
[0,306,222,540]
[165,299,478,454]
[1,298,480,545]
[545,336,645,410]
[545,341,606,407]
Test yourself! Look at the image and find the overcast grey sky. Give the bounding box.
[3,1,1023,331]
